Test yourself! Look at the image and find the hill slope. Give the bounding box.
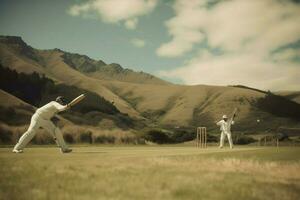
[276,91,300,104]
[0,36,142,118]
[1,35,299,132]
[0,89,35,125]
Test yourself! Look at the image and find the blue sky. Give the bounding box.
[0,0,185,83]
[0,0,300,90]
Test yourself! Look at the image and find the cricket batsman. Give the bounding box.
[12,94,85,153]
[216,110,236,149]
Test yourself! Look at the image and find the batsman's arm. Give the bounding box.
[216,120,222,126]
[54,102,69,112]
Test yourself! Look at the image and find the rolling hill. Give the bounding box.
[276,91,300,104]
[0,89,35,125]
[1,35,300,134]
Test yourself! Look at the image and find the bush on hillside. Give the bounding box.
[120,136,138,144]
[143,129,172,144]
[0,64,135,128]
[79,131,93,144]
[63,133,75,144]
[0,64,119,114]
[32,130,55,145]
[235,136,256,145]
[0,124,13,144]
[94,135,115,144]
[169,129,195,143]
[254,92,300,120]
[232,134,256,145]
[142,128,216,144]
[0,106,32,125]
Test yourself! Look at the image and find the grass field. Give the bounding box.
[0,146,300,200]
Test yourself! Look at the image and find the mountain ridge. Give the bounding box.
[0,35,168,85]
[1,35,299,131]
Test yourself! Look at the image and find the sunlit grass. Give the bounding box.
[0,146,299,200]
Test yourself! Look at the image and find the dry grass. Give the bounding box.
[0,146,299,200]
[0,121,138,145]
[62,125,138,144]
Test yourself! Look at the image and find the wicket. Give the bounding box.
[196,127,207,148]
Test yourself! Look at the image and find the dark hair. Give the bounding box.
[55,96,65,105]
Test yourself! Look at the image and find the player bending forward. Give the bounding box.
[216,113,236,149]
[13,94,85,153]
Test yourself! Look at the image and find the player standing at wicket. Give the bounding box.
[216,113,236,149]
[13,94,85,153]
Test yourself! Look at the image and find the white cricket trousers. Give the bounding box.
[13,113,68,151]
[219,131,233,148]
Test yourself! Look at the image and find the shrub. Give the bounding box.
[32,130,55,144]
[120,136,136,144]
[79,131,93,144]
[134,137,146,144]
[206,134,219,142]
[233,135,256,145]
[0,106,31,125]
[63,133,75,144]
[0,124,13,144]
[169,129,198,143]
[143,128,218,144]
[143,129,172,144]
[94,135,115,144]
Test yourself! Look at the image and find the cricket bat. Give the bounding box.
[229,108,237,123]
[229,107,238,122]
[68,94,85,107]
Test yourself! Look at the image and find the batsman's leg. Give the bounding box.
[54,127,69,152]
[219,132,225,148]
[13,114,39,151]
[41,120,69,151]
[227,133,233,149]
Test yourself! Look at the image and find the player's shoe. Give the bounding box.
[219,146,223,149]
[12,149,23,153]
[61,148,72,153]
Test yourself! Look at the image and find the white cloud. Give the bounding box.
[156,0,206,57]
[159,50,300,90]
[68,0,157,29]
[124,18,138,29]
[158,0,300,90]
[131,38,146,48]
[157,0,300,57]
[68,3,91,16]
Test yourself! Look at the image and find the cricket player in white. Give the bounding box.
[13,95,85,153]
[216,114,235,149]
